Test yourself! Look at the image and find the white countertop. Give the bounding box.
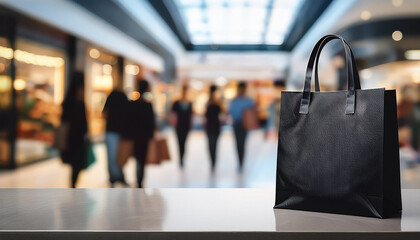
[0,188,419,239]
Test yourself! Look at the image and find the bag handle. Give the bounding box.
[314,37,361,92]
[299,34,360,115]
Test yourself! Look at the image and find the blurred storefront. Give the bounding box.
[84,46,119,137]
[84,47,166,137]
[0,36,12,167]
[0,7,163,169]
[0,10,69,168]
[360,61,420,167]
[14,38,65,165]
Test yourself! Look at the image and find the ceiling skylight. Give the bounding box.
[174,0,304,45]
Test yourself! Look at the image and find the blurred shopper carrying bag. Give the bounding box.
[274,35,401,218]
[146,137,170,165]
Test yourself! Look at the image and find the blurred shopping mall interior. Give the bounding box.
[0,0,420,188]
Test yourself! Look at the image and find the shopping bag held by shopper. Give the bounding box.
[274,34,401,218]
[242,108,259,130]
[147,136,171,164]
[85,137,96,169]
[117,139,133,167]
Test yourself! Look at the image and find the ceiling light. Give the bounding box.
[142,92,153,101]
[405,50,420,60]
[0,46,13,59]
[412,73,420,84]
[392,31,403,41]
[224,88,236,99]
[215,76,227,86]
[93,75,113,91]
[0,76,11,92]
[392,0,403,7]
[132,91,140,101]
[103,64,112,75]
[14,78,26,91]
[125,65,140,75]
[360,10,371,21]
[191,79,204,90]
[89,48,100,59]
[14,50,64,68]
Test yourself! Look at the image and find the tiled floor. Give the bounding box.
[0,129,419,189]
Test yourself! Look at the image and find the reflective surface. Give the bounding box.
[0,189,420,232]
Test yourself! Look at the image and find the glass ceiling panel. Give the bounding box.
[175,0,304,45]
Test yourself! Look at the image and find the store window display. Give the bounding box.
[85,47,118,137]
[0,37,12,166]
[14,38,65,165]
[365,61,420,169]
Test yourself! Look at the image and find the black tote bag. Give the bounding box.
[274,35,402,218]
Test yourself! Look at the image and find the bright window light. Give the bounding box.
[405,50,420,60]
[175,0,303,45]
[205,0,226,8]
[266,33,285,45]
[178,0,202,7]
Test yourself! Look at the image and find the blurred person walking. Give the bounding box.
[205,85,222,172]
[266,80,285,140]
[229,82,255,172]
[170,85,192,168]
[103,88,129,187]
[125,80,155,187]
[59,72,88,188]
[398,86,417,167]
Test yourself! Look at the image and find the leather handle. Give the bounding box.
[314,38,361,92]
[299,35,359,115]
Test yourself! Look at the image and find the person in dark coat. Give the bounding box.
[60,72,88,188]
[171,85,192,168]
[124,80,155,188]
[205,85,222,172]
[103,88,129,187]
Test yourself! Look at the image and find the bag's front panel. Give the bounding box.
[276,88,385,217]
